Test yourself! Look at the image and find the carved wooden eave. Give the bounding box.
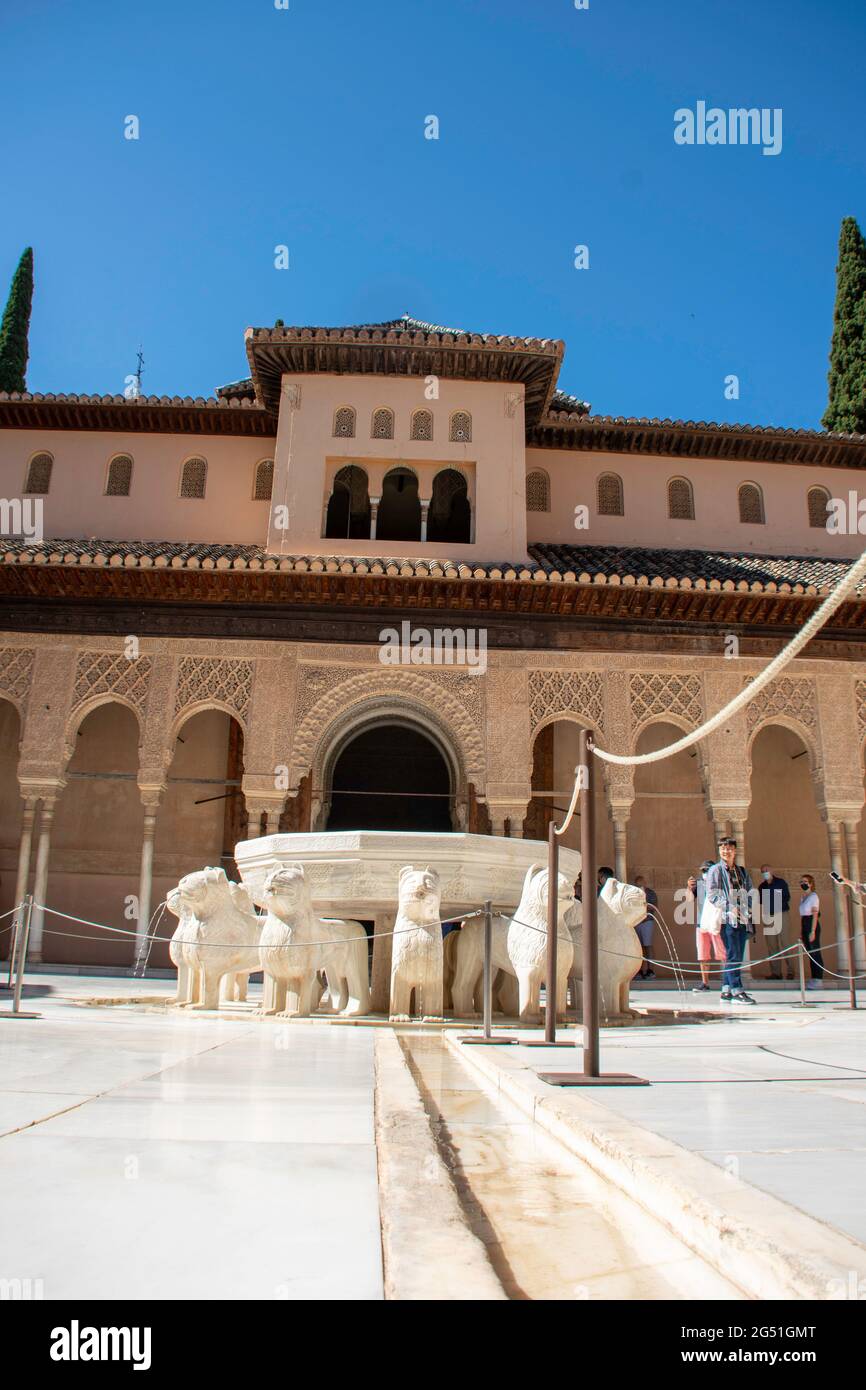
[244,325,564,424]
[2,561,865,653]
[529,413,866,469]
[0,393,276,437]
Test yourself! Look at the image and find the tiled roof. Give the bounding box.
[549,390,591,416]
[0,537,861,596]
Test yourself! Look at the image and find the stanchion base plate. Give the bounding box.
[0,1011,41,1020]
[461,1036,518,1045]
[538,1072,650,1087]
[521,1040,579,1048]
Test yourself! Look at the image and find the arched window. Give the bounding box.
[377,467,421,542]
[807,485,831,529]
[325,464,371,539]
[24,452,53,494]
[411,409,433,442]
[333,406,356,439]
[253,459,274,500]
[105,454,133,496]
[526,470,550,513]
[668,476,694,520]
[428,469,471,544]
[371,407,394,440]
[597,472,624,516]
[180,457,207,499]
[449,410,472,443]
[738,482,765,524]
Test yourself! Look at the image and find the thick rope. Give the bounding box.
[591,544,866,767]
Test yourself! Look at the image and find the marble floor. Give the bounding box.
[500,987,866,1247]
[0,981,383,1300]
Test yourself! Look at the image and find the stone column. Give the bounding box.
[135,789,162,965]
[11,796,39,939]
[612,814,629,882]
[29,796,57,962]
[369,496,381,541]
[420,499,431,542]
[843,821,865,970]
[488,803,529,839]
[371,912,393,1013]
[825,819,852,974]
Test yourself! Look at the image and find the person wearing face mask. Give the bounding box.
[704,838,757,1004]
[798,874,824,990]
[758,864,793,981]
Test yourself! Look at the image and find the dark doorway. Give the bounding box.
[377,468,421,542]
[325,465,371,540]
[427,468,471,544]
[327,724,452,831]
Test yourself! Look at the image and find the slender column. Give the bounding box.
[265,808,282,835]
[612,815,629,883]
[843,822,865,970]
[369,496,381,541]
[11,797,39,944]
[29,796,57,962]
[826,820,852,970]
[135,809,158,965]
[713,818,730,850]
[420,498,431,542]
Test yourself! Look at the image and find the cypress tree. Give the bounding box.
[0,247,34,394]
[823,217,866,434]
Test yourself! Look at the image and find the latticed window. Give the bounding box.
[105,454,133,496]
[668,477,694,520]
[526,470,550,512]
[807,486,831,528]
[411,409,433,441]
[597,472,624,516]
[24,452,53,494]
[371,408,394,440]
[254,459,274,500]
[449,410,472,443]
[333,406,356,438]
[180,457,207,499]
[738,482,764,524]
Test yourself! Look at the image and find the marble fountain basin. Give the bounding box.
[235,831,582,918]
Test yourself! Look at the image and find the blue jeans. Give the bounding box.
[721,922,748,991]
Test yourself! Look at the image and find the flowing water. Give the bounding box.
[400,1033,746,1301]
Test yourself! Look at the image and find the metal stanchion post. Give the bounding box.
[798,940,806,1006]
[461,900,515,1046]
[537,731,648,1087]
[483,899,492,1039]
[546,819,558,1044]
[6,907,21,989]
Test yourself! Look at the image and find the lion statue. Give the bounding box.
[258,863,370,1018]
[390,866,444,1022]
[167,868,262,1010]
[446,863,574,1022]
[566,876,646,1019]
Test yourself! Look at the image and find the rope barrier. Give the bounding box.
[588,545,866,768]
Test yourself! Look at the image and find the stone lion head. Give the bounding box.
[398,866,441,922]
[519,864,575,922]
[173,866,229,914]
[263,862,312,917]
[601,877,647,929]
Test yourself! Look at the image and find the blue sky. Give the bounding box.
[2,0,864,428]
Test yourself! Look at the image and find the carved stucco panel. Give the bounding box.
[0,646,35,713]
[528,669,605,733]
[173,656,254,730]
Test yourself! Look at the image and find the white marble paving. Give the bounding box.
[0,986,383,1300]
[501,988,866,1246]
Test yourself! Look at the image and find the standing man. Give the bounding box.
[705,838,757,1004]
[759,864,793,981]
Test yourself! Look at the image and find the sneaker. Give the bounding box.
[732,990,757,1004]
[692,983,710,993]
[806,979,822,991]
[720,989,732,1001]
[644,969,656,980]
